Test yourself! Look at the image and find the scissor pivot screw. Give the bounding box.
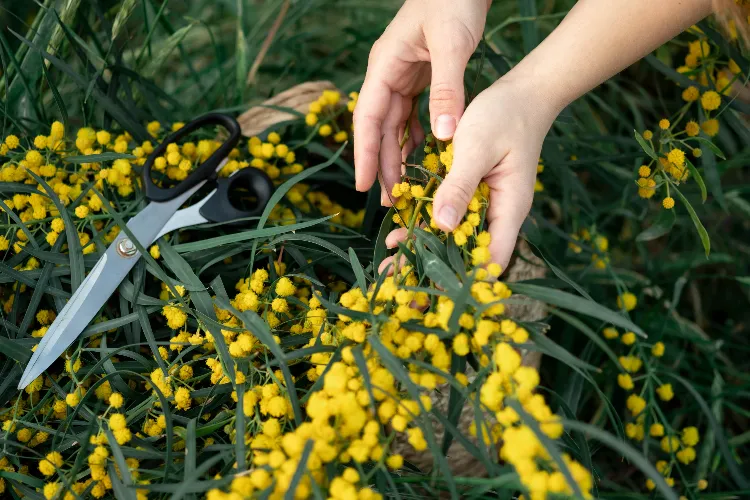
[117,238,138,258]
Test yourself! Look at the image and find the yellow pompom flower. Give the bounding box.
[602,327,619,339]
[319,124,332,137]
[658,119,670,130]
[4,134,20,149]
[150,245,160,259]
[651,341,665,357]
[109,413,127,431]
[656,383,674,401]
[109,392,124,408]
[175,387,192,410]
[650,423,665,437]
[701,119,719,137]
[147,121,161,136]
[617,292,637,311]
[162,305,187,329]
[621,332,636,345]
[700,91,721,111]
[43,482,60,500]
[642,130,653,140]
[682,426,700,446]
[75,205,89,218]
[662,197,675,210]
[626,394,646,416]
[667,148,685,167]
[334,130,348,143]
[681,86,699,102]
[39,451,64,476]
[638,165,651,177]
[617,373,634,390]
[275,277,296,297]
[685,120,700,137]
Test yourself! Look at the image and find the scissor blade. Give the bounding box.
[17,249,137,388]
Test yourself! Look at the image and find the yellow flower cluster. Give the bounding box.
[603,289,707,496]
[305,90,357,143]
[634,28,744,210]
[568,227,610,269]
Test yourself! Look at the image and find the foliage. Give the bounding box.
[1,1,749,500]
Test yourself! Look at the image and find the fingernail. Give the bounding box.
[437,205,459,230]
[434,115,456,140]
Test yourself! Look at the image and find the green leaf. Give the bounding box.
[562,420,679,500]
[421,251,461,295]
[700,142,727,211]
[112,0,139,42]
[235,3,248,101]
[549,309,621,367]
[690,136,726,160]
[373,207,395,275]
[268,233,350,264]
[41,54,68,130]
[172,215,335,253]
[348,248,368,292]
[64,152,137,163]
[684,158,707,203]
[144,23,196,77]
[508,282,646,337]
[285,440,314,500]
[634,129,658,161]
[526,329,601,372]
[672,187,711,257]
[636,209,676,242]
[0,336,31,364]
[517,0,539,54]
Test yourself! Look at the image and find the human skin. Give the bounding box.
[354,0,714,272]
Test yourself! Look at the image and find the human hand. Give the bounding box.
[382,74,562,273]
[353,0,491,205]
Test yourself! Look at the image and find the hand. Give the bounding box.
[353,0,491,205]
[383,74,562,273]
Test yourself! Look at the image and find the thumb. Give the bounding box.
[428,41,471,140]
[432,137,494,232]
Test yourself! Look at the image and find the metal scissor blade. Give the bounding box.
[154,189,214,240]
[17,250,136,388]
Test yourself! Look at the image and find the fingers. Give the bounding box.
[484,161,537,272]
[432,127,497,232]
[386,227,409,249]
[379,94,412,206]
[426,31,473,140]
[353,76,391,193]
[401,115,425,163]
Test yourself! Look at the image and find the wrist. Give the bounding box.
[495,61,567,125]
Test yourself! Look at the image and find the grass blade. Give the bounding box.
[509,282,646,337]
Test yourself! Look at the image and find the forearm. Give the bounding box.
[510,0,714,113]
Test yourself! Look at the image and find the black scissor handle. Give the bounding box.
[142,113,242,202]
[199,167,274,223]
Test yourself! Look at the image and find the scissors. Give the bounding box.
[17,113,274,390]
